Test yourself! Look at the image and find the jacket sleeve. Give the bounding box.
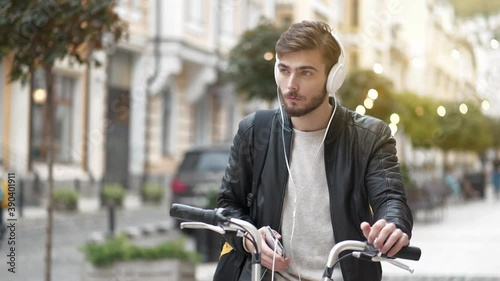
[217,112,256,254]
[365,123,414,238]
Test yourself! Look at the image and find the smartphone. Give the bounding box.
[265,226,284,256]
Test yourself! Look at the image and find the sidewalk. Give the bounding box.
[19,194,143,220]
[196,186,500,280]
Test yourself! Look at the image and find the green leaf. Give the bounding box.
[226,19,284,101]
[0,0,128,81]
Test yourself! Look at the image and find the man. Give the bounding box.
[493,154,500,201]
[217,20,413,281]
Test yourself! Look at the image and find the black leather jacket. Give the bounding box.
[218,98,413,281]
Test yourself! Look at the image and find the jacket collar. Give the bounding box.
[279,96,344,142]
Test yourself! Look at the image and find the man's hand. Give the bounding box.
[360,219,409,257]
[244,226,290,271]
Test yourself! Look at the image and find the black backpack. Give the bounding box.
[213,109,274,281]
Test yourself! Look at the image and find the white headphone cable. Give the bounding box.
[277,86,337,280]
[271,238,279,281]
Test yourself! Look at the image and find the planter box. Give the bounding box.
[83,259,195,281]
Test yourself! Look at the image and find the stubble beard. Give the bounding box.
[282,90,329,118]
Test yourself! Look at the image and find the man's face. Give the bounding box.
[276,49,329,117]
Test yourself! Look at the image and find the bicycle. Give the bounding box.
[170,203,421,281]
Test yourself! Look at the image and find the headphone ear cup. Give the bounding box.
[326,62,346,94]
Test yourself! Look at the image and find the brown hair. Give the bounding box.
[275,20,341,75]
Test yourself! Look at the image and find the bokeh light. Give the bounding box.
[437,105,446,117]
[356,105,366,115]
[367,89,379,100]
[459,103,468,114]
[364,98,374,109]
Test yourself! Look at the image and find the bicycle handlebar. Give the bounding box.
[383,244,421,261]
[169,203,229,226]
[170,203,262,281]
[170,204,421,281]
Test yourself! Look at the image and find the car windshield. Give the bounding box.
[179,150,229,172]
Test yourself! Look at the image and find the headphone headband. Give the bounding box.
[274,32,346,94]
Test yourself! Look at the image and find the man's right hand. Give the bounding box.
[244,226,291,271]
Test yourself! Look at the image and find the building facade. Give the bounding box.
[0,0,275,205]
[0,0,488,205]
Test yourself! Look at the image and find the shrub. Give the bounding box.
[53,188,78,211]
[205,190,218,209]
[142,183,164,204]
[81,235,200,267]
[102,183,125,207]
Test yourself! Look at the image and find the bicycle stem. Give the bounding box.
[323,241,366,281]
[229,218,263,281]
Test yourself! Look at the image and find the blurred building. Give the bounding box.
[0,0,491,205]
[275,0,343,28]
[0,0,275,204]
[341,1,479,181]
[142,0,274,184]
[0,1,155,201]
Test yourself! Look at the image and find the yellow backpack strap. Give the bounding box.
[220,242,233,258]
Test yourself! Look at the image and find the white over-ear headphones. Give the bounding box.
[274,32,346,95]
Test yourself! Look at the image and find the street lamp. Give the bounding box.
[33,88,47,104]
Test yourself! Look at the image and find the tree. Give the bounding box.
[0,1,127,281]
[337,69,399,122]
[487,116,500,149]
[434,101,492,153]
[448,0,500,18]
[393,92,441,148]
[226,19,283,102]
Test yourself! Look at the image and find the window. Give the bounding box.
[247,2,261,29]
[220,2,234,36]
[187,0,204,28]
[54,76,76,162]
[194,95,210,145]
[31,73,79,163]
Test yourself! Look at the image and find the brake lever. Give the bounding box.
[351,243,414,274]
[180,222,225,235]
[372,256,414,273]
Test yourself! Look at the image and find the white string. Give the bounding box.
[271,237,279,281]
[278,86,337,280]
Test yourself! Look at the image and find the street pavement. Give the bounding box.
[0,195,176,281]
[196,185,500,281]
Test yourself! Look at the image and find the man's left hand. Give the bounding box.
[360,219,409,257]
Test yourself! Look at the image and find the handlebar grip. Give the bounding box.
[169,203,228,226]
[391,245,421,261]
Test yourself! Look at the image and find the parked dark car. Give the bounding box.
[169,144,231,262]
[170,144,231,209]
